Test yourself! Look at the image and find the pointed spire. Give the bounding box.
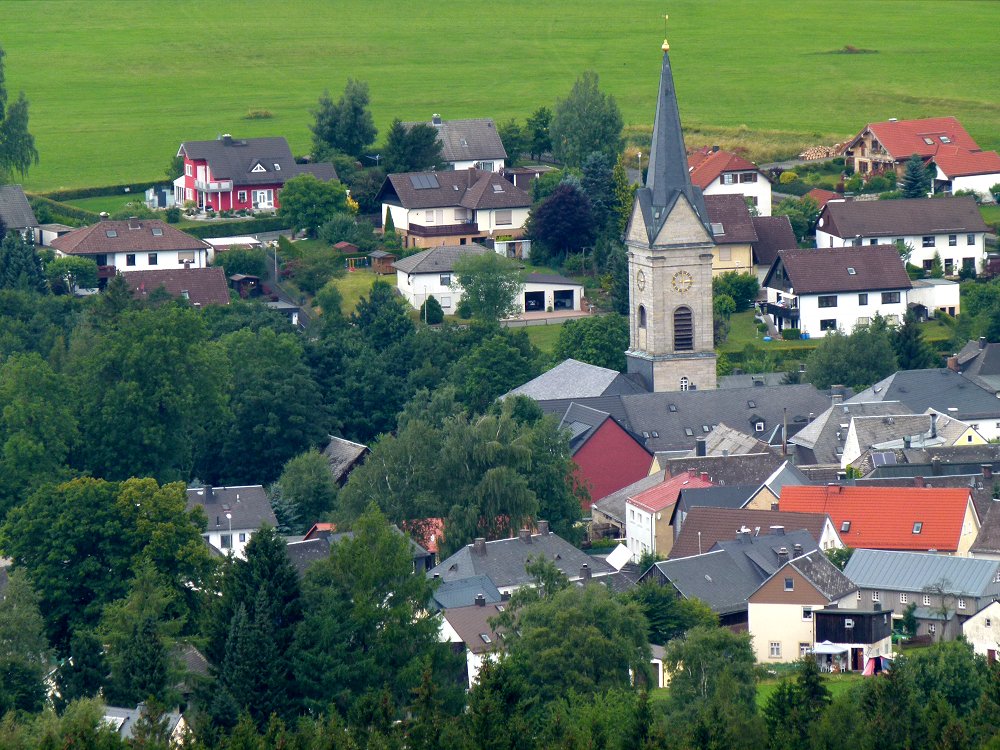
[645,44,708,227]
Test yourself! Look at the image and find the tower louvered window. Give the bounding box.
[674,307,693,351]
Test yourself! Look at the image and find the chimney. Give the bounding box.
[770,526,785,536]
[903,436,911,449]
[930,412,938,439]
[537,520,550,535]
[793,543,803,556]
[947,355,959,372]
[221,133,234,145]
[777,547,789,564]
[475,593,486,607]
[980,336,988,350]
[204,484,213,501]
[700,472,709,482]
[932,457,942,476]
[518,528,531,543]
[695,437,707,457]
[431,113,442,126]
[580,563,592,581]
[914,476,925,488]
[473,537,487,556]
[982,464,993,481]
[831,388,845,406]
[687,468,698,479]
[737,530,751,544]
[99,212,110,221]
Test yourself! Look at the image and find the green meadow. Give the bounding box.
[1,0,997,192]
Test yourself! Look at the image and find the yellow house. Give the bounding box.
[841,409,986,470]
[705,194,756,276]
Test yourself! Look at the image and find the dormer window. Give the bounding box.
[755,422,765,432]
[274,163,281,171]
[251,162,267,173]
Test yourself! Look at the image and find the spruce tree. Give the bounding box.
[893,310,937,370]
[383,206,395,234]
[107,616,170,704]
[55,629,106,709]
[0,231,46,292]
[901,154,930,198]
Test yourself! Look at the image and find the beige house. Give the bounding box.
[704,194,756,276]
[748,550,857,663]
[961,601,1000,663]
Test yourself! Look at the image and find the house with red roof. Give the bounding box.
[778,485,981,556]
[842,116,1000,200]
[625,469,712,561]
[689,146,773,216]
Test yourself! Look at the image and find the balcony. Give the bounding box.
[406,222,477,238]
[764,299,798,319]
[97,265,117,280]
[194,179,234,192]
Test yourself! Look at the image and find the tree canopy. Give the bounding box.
[452,251,524,322]
[554,314,629,371]
[383,118,444,173]
[277,173,349,238]
[806,316,898,390]
[310,79,377,160]
[0,45,39,180]
[549,71,623,168]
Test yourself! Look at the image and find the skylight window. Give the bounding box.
[492,184,504,193]
[106,230,118,238]
[847,267,856,275]
[151,227,163,236]
[684,428,694,437]
[702,425,710,433]
[747,400,756,408]
[923,137,934,145]
[841,521,851,533]
[480,633,492,643]
[668,404,678,413]
[711,222,725,235]
[912,522,923,534]
[273,163,281,170]
[940,136,951,144]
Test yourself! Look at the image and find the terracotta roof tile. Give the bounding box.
[688,148,762,189]
[628,471,712,514]
[51,220,208,255]
[805,188,845,210]
[932,146,1000,178]
[779,485,973,552]
[857,117,980,160]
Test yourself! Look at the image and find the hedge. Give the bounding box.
[29,196,100,224]
[41,181,167,202]
[183,215,289,239]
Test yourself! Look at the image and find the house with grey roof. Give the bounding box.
[505,358,646,401]
[791,400,917,467]
[185,485,276,559]
[815,195,988,274]
[849,368,1000,441]
[641,527,820,628]
[843,549,1000,641]
[378,168,530,250]
[591,470,667,540]
[0,184,38,235]
[405,114,508,172]
[427,521,613,594]
[430,575,503,611]
[321,435,369,486]
[670,506,841,559]
[748,550,858,663]
[949,338,1000,395]
[174,134,337,212]
[393,244,583,315]
[103,704,186,743]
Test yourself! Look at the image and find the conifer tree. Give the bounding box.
[0,230,46,293]
[901,154,931,198]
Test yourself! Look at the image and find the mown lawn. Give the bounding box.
[650,671,864,709]
[332,270,379,315]
[524,322,565,354]
[2,0,997,191]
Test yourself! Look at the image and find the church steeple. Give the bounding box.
[644,43,709,234]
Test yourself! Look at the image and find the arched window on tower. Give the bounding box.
[680,377,690,391]
[638,304,647,328]
[674,306,693,351]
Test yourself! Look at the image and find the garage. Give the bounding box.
[524,291,545,311]
[553,289,576,310]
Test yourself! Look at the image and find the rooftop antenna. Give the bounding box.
[662,14,670,51]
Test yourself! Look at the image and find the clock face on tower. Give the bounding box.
[671,270,693,294]
[636,270,646,290]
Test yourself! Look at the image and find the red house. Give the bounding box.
[557,403,654,511]
[173,134,338,213]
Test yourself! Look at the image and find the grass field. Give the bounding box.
[649,671,863,709]
[65,195,148,214]
[2,1,997,192]
[524,323,565,354]
[332,269,378,315]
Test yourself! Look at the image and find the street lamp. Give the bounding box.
[637,152,642,174]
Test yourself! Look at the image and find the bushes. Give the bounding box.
[419,295,444,324]
[781,328,801,340]
[29,196,98,224]
[214,248,268,278]
[779,171,798,184]
[40,182,163,202]
[183,215,288,238]
[164,207,181,223]
[712,271,760,313]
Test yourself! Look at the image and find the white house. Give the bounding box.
[50,219,210,287]
[815,196,988,275]
[933,146,1000,201]
[688,146,773,216]
[393,244,583,315]
[962,601,1000,663]
[404,115,508,172]
[625,471,712,563]
[185,485,277,559]
[377,168,531,250]
[762,245,912,338]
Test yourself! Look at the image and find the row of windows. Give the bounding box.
[219,532,248,549]
[768,642,813,659]
[859,590,967,609]
[922,257,976,273]
[123,251,197,267]
[818,292,900,308]
[720,172,758,184]
[923,234,976,248]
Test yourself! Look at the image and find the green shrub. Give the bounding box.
[456,299,473,320]
[244,108,273,119]
[756,322,768,333]
[779,171,798,185]
[29,196,99,224]
[419,295,444,324]
[165,207,181,223]
[40,182,163,202]
[183,215,288,238]
[781,328,801,340]
[214,247,268,278]
[864,175,895,193]
[845,174,864,193]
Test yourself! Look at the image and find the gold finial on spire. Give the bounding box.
[662,14,670,51]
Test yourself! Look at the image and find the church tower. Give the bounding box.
[624,32,717,393]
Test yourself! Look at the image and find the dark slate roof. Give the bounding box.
[404,117,508,163]
[285,538,331,577]
[843,549,1000,597]
[186,485,276,532]
[661,453,786,488]
[751,215,798,268]
[430,575,503,610]
[592,469,668,525]
[427,530,613,589]
[127,267,230,306]
[378,169,530,210]
[850,369,1000,422]
[971,502,1000,555]
[524,272,582,286]
[790,401,913,466]
[704,194,758,244]
[557,402,612,455]
[819,195,987,238]
[392,243,491,274]
[786,550,856,601]
[505,359,647,401]
[712,529,820,582]
[954,340,1000,394]
[178,135,338,186]
[51,220,208,255]
[765,245,911,295]
[676,485,757,514]
[103,706,183,741]
[0,185,38,229]
[321,435,369,484]
[671,507,830,559]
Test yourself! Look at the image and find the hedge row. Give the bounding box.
[29,196,100,224]
[41,181,167,202]
[182,215,289,239]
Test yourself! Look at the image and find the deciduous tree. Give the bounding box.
[310,80,377,160]
[278,173,349,238]
[383,119,444,173]
[276,448,339,530]
[452,251,524,322]
[526,106,552,161]
[550,71,623,168]
[553,314,629,371]
[526,181,596,263]
[0,45,39,180]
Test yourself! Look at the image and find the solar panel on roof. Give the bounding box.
[872,452,897,467]
[408,174,440,189]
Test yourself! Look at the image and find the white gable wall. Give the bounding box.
[703,173,772,216]
[815,228,985,273]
